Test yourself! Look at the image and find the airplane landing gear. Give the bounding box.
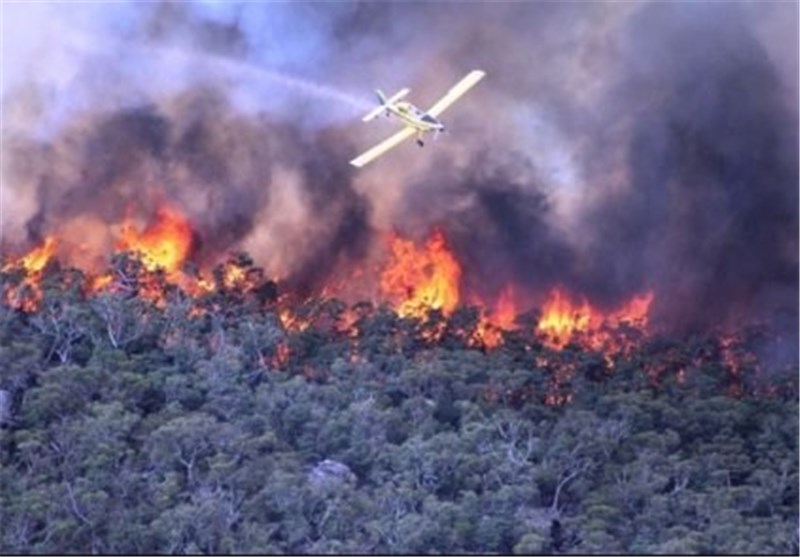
[416,139,425,147]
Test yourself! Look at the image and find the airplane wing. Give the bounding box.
[427,70,486,118]
[350,127,416,168]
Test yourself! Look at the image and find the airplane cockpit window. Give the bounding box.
[421,114,438,124]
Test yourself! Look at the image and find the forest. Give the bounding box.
[0,252,797,555]
[2,1,798,554]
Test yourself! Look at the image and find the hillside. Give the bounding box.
[1,253,796,554]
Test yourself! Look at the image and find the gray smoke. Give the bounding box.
[2,1,796,332]
[576,2,799,329]
[8,87,370,288]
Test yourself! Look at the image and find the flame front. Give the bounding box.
[3,236,59,312]
[474,285,519,348]
[118,206,193,275]
[4,211,777,406]
[16,236,58,273]
[537,288,598,347]
[537,287,654,349]
[380,228,462,318]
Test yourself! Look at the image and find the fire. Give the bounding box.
[2,236,59,312]
[536,287,654,349]
[223,264,246,289]
[118,206,193,275]
[537,288,598,347]
[380,228,462,319]
[90,273,114,292]
[608,291,654,327]
[279,308,311,332]
[14,236,58,273]
[1,211,782,405]
[474,286,519,348]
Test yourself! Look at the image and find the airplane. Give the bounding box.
[350,69,486,168]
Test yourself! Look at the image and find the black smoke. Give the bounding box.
[378,1,798,331]
[396,150,578,302]
[12,88,371,291]
[3,1,797,335]
[578,2,798,330]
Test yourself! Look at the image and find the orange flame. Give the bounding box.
[380,228,462,319]
[537,288,598,347]
[223,264,246,289]
[474,285,519,348]
[279,309,312,332]
[2,236,59,312]
[118,206,193,275]
[89,273,114,292]
[16,236,58,273]
[537,287,654,349]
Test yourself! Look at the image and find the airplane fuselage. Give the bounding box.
[351,71,485,167]
[386,101,445,133]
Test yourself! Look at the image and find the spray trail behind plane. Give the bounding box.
[88,36,371,117]
[143,43,373,112]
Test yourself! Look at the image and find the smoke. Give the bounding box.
[576,1,799,329]
[394,149,577,302]
[2,1,797,332]
[6,85,371,288]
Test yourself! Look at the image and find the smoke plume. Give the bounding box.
[2,1,797,331]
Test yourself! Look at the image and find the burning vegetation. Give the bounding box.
[1,202,794,405]
[1,3,797,554]
[2,236,58,313]
[4,3,794,392]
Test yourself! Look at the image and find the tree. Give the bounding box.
[89,291,156,351]
[30,299,90,365]
[145,413,236,487]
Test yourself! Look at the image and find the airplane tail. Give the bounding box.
[362,87,410,122]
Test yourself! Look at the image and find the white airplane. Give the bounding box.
[350,70,486,168]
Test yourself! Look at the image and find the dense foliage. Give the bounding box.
[1,259,797,554]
